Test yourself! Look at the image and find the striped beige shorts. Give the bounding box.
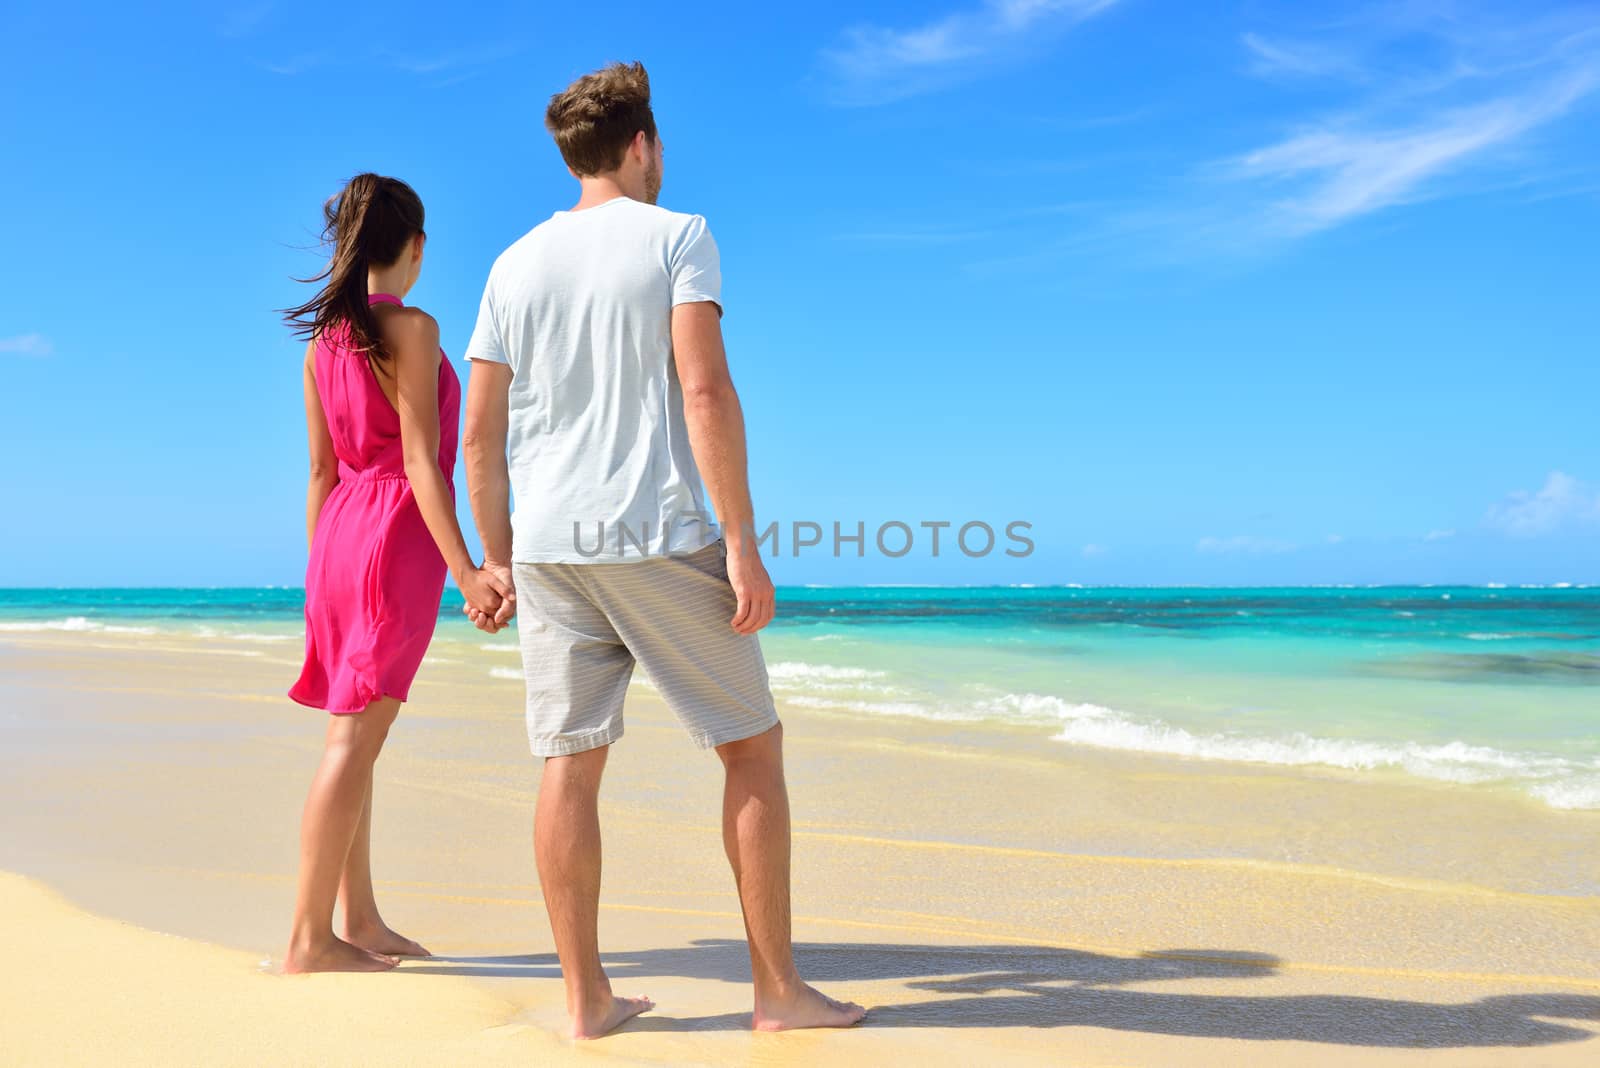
[512,540,779,757]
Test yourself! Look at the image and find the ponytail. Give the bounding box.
[282,173,425,373]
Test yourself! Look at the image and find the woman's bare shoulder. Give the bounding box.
[378,305,439,340]
[377,306,441,370]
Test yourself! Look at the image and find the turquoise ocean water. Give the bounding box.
[2,586,1596,811]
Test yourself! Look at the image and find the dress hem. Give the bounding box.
[287,687,405,716]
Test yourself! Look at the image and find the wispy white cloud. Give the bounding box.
[375,42,523,78]
[836,226,996,245]
[220,3,273,40]
[1485,471,1600,537]
[1225,10,1600,237]
[1081,543,1107,558]
[0,333,52,357]
[1232,68,1598,236]
[1242,32,1365,81]
[1014,10,1600,261]
[258,53,327,76]
[820,0,1120,106]
[260,41,521,82]
[1196,535,1297,555]
[1423,529,1456,542]
[831,4,1600,270]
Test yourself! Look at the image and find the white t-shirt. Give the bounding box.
[464,196,723,564]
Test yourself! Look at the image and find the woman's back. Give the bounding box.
[313,293,459,482]
[291,291,461,714]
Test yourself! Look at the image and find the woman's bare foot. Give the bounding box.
[753,983,867,1031]
[283,935,398,974]
[570,992,655,1039]
[345,920,431,958]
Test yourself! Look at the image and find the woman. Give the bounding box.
[280,173,512,973]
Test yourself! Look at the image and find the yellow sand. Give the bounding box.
[1,630,1598,1066]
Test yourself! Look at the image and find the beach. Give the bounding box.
[1,609,1597,1066]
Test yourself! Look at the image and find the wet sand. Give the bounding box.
[1,630,1597,1065]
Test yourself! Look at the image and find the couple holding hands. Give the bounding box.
[279,62,864,1038]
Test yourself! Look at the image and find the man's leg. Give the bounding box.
[716,723,866,1030]
[580,545,866,1029]
[535,743,653,1039]
[511,559,642,1037]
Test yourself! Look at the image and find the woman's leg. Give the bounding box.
[339,774,431,957]
[284,696,402,973]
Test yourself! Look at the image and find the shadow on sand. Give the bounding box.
[404,939,1600,1048]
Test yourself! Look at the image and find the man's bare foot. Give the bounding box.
[283,935,399,974]
[753,983,867,1032]
[345,920,431,958]
[570,992,655,1039]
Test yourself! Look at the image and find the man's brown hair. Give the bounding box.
[545,61,657,176]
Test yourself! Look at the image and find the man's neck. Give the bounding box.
[572,175,638,212]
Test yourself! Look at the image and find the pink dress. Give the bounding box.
[290,293,462,714]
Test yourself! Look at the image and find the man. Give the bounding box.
[460,61,866,1040]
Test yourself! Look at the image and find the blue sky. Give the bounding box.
[2,0,1597,586]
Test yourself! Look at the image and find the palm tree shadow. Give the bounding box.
[407,940,1600,1048]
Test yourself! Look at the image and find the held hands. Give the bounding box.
[460,561,517,634]
[727,542,775,634]
[459,550,770,636]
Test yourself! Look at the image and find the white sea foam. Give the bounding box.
[1465,633,1519,641]
[978,692,1095,724]
[766,662,887,683]
[489,667,522,680]
[784,695,960,720]
[766,661,906,701]
[0,616,155,634]
[960,691,1599,806]
[761,656,1600,812]
[1530,777,1600,810]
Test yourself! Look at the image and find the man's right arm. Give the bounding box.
[463,358,516,626]
[460,272,518,629]
[672,300,774,635]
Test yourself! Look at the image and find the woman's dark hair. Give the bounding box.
[282,173,425,370]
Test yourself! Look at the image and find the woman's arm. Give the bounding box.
[388,310,512,620]
[303,339,339,551]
